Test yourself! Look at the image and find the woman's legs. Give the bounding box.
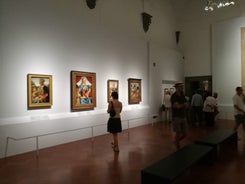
[112,133,118,145]
[112,133,119,152]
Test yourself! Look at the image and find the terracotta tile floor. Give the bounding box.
[0,119,244,184]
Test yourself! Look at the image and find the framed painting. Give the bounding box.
[169,87,175,95]
[107,80,119,102]
[164,88,169,95]
[128,78,142,104]
[71,71,96,110]
[27,74,52,108]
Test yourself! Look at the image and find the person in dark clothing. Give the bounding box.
[107,91,122,152]
[171,81,189,149]
[191,89,203,126]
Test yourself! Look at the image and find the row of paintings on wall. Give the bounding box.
[27,71,142,110]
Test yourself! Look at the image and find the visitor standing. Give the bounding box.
[171,81,189,149]
[164,90,172,123]
[232,87,245,138]
[191,89,203,126]
[107,91,122,152]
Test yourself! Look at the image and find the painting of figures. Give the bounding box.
[71,71,96,110]
[107,80,119,102]
[28,74,52,108]
[128,78,141,104]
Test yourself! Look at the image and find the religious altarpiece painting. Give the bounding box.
[71,71,96,110]
[128,78,142,104]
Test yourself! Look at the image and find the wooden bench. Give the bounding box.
[195,129,237,159]
[141,144,213,184]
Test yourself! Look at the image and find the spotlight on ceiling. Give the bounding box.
[204,0,235,11]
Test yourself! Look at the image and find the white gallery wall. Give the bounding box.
[212,16,245,119]
[171,0,245,120]
[149,42,184,116]
[172,0,245,77]
[0,0,183,158]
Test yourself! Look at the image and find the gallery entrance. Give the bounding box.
[185,75,212,99]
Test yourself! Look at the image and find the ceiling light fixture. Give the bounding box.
[204,0,235,11]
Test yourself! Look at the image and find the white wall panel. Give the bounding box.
[0,0,181,158]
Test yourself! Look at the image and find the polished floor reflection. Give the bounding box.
[0,119,244,184]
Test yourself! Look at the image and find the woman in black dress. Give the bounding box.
[107,91,122,152]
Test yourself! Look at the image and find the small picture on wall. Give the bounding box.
[107,80,119,102]
[128,78,142,104]
[169,88,175,95]
[27,74,52,108]
[71,71,96,110]
[164,88,169,95]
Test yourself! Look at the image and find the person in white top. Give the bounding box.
[213,92,219,120]
[232,87,245,134]
[203,91,217,126]
[164,90,172,123]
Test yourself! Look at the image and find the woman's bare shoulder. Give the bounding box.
[114,100,122,107]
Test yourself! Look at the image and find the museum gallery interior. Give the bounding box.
[0,0,245,183]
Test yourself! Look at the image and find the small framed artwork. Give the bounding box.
[164,88,169,95]
[71,71,96,110]
[169,88,175,95]
[107,80,119,102]
[128,78,142,104]
[27,74,52,108]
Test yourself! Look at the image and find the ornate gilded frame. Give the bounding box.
[128,78,142,104]
[107,80,119,102]
[71,71,96,110]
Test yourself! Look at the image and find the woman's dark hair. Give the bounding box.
[111,91,118,99]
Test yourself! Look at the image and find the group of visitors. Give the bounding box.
[190,90,219,127]
[167,82,245,149]
[106,83,245,152]
[163,86,219,128]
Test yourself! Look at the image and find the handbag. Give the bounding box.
[109,101,116,117]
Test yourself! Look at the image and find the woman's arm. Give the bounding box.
[107,101,112,113]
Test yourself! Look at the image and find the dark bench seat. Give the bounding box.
[195,129,237,159]
[141,144,213,184]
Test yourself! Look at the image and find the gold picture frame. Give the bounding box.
[128,78,142,104]
[27,74,52,108]
[71,71,96,110]
[107,80,119,102]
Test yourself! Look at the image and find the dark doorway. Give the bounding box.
[190,81,200,92]
[185,76,212,99]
